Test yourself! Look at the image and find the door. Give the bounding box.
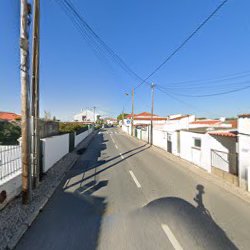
[167,134,172,153]
[69,132,75,152]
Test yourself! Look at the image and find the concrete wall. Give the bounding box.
[0,173,21,210]
[238,134,250,181]
[238,117,250,183]
[75,130,88,147]
[0,128,94,209]
[39,120,59,138]
[152,129,167,151]
[42,133,69,172]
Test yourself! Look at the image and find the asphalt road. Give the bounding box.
[16,128,250,250]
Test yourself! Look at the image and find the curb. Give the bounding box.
[121,129,250,205]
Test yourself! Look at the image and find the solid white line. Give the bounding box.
[129,170,141,188]
[161,224,183,250]
[119,153,124,159]
[115,144,118,149]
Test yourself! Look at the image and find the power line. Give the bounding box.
[157,79,250,93]
[56,0,148,86]
[155,85,221,117]
[161,84,250,97]
[160,70,250,87]
[134,0,229,90]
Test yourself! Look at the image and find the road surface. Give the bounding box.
[16,128,250,250]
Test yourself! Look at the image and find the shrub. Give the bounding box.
[0,121,21,145]
[59,122,88,134]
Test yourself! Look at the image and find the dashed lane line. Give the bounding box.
[161,224,183,250]
[129,170,141,188]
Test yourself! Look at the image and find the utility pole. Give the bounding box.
[122,106,124,124]
[150,83,155,145]
[31,0,40,188]
[131,88,134,136]
[93,106,96,123]
[20,0,31,204]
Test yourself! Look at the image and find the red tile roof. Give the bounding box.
[208,130,237,137]
[0,112,21,121]
[238,114,250,118]
[127,112,159,119]
[225,120,237,128]
[190,120,220,125]
[137,112,158,117]
[134,117,167,121]
[169,115,190,120]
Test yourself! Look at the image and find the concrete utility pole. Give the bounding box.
[150,83,155,145]
[31,0,40,188]
[131,88,134,136]
[20,0,32,204]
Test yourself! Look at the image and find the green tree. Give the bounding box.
[117,113,128,121]
[0,121,21,145]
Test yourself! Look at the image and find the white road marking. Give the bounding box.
[110,135,115,143]
[129,170,141,188]
[115,144,118,149]
[161,224,183,250]
[119,153,124,159]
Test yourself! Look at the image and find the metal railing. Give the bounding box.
[0,145,21,182]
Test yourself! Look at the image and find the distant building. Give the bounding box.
[125,112,168,125]
[105,118,117,125]
[189,118,233,129]
[0,112,21,121]
[74,109,100,123]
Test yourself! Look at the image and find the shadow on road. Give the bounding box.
[64,132,149,191]
[142,184,237,250]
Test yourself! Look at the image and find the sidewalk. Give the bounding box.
[122,130,250,205]
[0,131,97,250]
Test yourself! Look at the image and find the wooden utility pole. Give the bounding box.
[93,106,96,123]
[131,88,134,136]
[20,0,31,204]
[150,83,155,145]
[31,0,40,188]
[122,106,124,124]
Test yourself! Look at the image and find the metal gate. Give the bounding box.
[211,149,229,172]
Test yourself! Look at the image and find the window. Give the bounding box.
[194,138,201,148]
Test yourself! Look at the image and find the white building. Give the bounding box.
[180,127,237,175]
[74,109,100,123]
[238,114,250,190]
[189,119,233,129]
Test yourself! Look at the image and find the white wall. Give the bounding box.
[75,130,88,147]
[42,134,69,172]
[180,131,210,172]
[153,129,167,150]
[238,134,250,180]
[0,173,21,210]
[238,117,250,182]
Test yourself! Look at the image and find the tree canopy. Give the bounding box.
[117,113,129,121]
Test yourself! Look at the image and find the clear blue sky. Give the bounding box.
[1,0,250,120]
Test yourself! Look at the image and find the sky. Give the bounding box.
[1,0,250,121]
